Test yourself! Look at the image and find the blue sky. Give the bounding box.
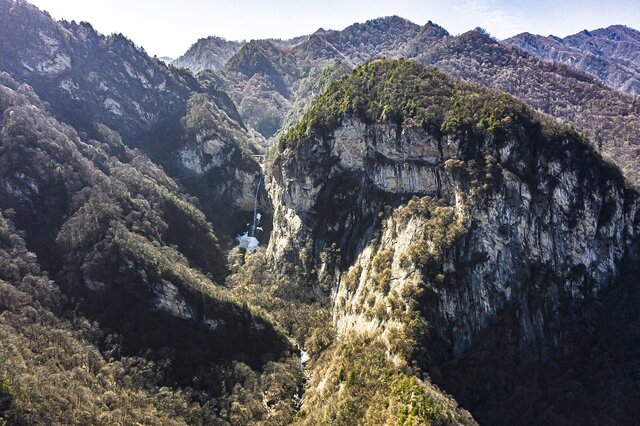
[29,0,640,58]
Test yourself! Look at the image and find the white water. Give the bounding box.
[236,164,264,254]
[236,232,259,254]
[250,173,262,238]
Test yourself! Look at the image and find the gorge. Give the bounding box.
[0,1,639,425]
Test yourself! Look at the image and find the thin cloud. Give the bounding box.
[453,0,531,38]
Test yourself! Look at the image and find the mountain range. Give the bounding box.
[506,25,640,95]
[1,1,640,425]
[173,17,640,186]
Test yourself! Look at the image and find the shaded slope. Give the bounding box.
[0,73,299,424]
[0,0,266,236]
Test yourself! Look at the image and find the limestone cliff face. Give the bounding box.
[269,116,639,349]
[266,60,640,424]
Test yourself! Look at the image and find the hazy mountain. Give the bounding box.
[506,25,640,95]
[172,36,244,72]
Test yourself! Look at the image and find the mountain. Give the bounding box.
[0,0,267,237]
[182,20,640,186]
[506,25,640,95]
[2,1,640,424]
[0,4,301,422]
[0,72,300,425]
[172,36,244,72]
[218,16,423,139]
[266,59,640,425]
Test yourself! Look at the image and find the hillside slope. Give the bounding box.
[0,0,266,236]
[0,71,302,424]
[218,16,421,139]
[506,25,640,95]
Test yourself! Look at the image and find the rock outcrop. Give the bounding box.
[267,59,640,425]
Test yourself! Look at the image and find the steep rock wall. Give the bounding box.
[265,61,640,422]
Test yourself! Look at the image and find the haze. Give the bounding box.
[28,0,640,60]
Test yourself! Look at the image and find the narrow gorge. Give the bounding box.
[0,1,639,425]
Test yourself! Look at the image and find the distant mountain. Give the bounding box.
[506,25,640,95]
[180,19,640,186]
[172,36,244,72]
[219,16,423,138]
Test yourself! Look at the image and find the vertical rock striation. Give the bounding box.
[266,59,640,424]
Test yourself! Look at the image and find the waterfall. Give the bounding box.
[250,172,262,238]
[236,158,264,254]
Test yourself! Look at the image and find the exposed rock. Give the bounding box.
[267,59,640,424]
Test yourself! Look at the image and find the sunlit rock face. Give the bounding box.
[266,60,640,424]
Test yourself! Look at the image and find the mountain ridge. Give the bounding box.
[506,24,640,95]
[181,20,640,189]
[1,1,640,424]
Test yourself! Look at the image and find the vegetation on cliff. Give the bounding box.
[279,58,574,151]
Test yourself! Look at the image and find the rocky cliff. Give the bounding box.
[266,59,640,425]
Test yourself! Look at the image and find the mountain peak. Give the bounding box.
[172,35,244,72]
[420,20,450,38]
